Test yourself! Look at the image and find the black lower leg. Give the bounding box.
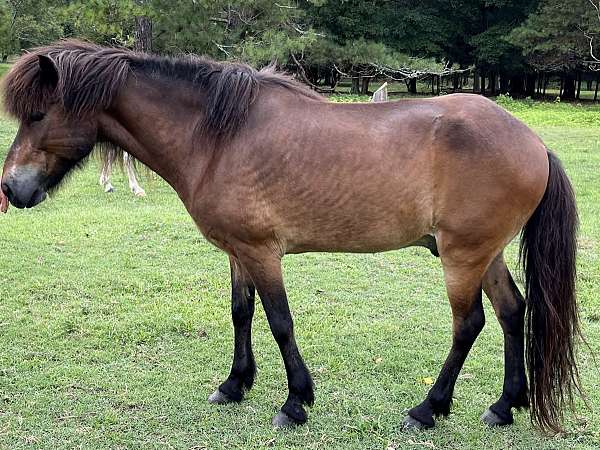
[408,293,485,428]
[266,293,314,424]
[248,258,314,425]
[217,260,256,402]
[487,279,528,425]
[486,329,528,425]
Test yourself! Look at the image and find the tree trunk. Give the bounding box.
[324,71,332,88]
[560,77,564,98]
[595,76,599,101]
[453,74,459,91]
[543,73,548,97]
[431,75,435,95]
[490,72,497,96]
[361,76,371,95]
[480,71,486,96]
[134,16,152,53]
[407,78,417,94]
[499,74,509,93]
[351,75,360,94]
[576,72,582,100]
[509,75,525,96]
[525,73,536,97]
[561,74,576,100]
[473,72,480,93]
[437,75,441,95]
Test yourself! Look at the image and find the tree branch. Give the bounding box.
[291,53,337,93]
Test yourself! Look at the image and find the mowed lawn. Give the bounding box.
[0,93,599,450]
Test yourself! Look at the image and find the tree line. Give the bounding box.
[0,0,598,100]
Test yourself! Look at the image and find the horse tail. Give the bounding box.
[519,150,581,433]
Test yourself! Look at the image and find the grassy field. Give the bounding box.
[0,93,599,450]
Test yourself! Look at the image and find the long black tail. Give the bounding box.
[519,151,581,433]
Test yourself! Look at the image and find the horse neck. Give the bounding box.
[97,76,213,204]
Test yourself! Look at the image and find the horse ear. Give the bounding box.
[38,55,58,87]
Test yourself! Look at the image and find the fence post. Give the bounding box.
[371,82,389,102]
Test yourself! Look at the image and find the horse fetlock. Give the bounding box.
[280,397,308,425]
[217,376,248,403]
[407,394,451,429]
[272,410,302,428]
[132,187,146,197]
[241,359,257,390]
[405,406,435,429]
[290,369,315,406]
[512,383,530,410]
[427,391,453,417]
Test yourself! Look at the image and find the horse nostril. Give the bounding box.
[1,181,12,200]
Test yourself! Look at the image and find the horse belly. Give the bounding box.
[282,197,433,254]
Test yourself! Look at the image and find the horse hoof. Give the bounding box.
[134,191,146,197]
[208,389,233,405]
[403,415,431,431]
[272,411,300,428]
[481,409,510,427]
[105,187,114,193]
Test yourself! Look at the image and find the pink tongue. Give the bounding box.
[0,190,8,213]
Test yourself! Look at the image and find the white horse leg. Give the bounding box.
[124,152,146,197]
[99,153,115,193]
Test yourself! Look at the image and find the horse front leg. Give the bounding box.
[209,256,257,404]
[237,248,314,427]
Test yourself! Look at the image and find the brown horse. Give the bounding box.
[1,41,581,433]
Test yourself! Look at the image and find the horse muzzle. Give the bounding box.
[1,167,48,209]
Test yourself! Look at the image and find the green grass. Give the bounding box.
[0,98,599,449]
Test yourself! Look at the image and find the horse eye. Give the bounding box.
[29,112,45,122]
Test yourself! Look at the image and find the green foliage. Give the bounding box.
[2,0,597,87]
[60,0,142,46]
[0,0,65,57]
[509,0,596,71]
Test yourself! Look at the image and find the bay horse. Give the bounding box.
[0,41,581,433]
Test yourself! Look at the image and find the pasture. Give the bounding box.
[0,96,599,449]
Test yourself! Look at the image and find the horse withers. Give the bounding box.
[0,41,581,433]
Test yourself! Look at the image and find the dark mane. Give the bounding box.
[2,39,325,141]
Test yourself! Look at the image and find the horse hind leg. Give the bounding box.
[480,252,528,426]
[404,238,493,429]
[124,152,146,197]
